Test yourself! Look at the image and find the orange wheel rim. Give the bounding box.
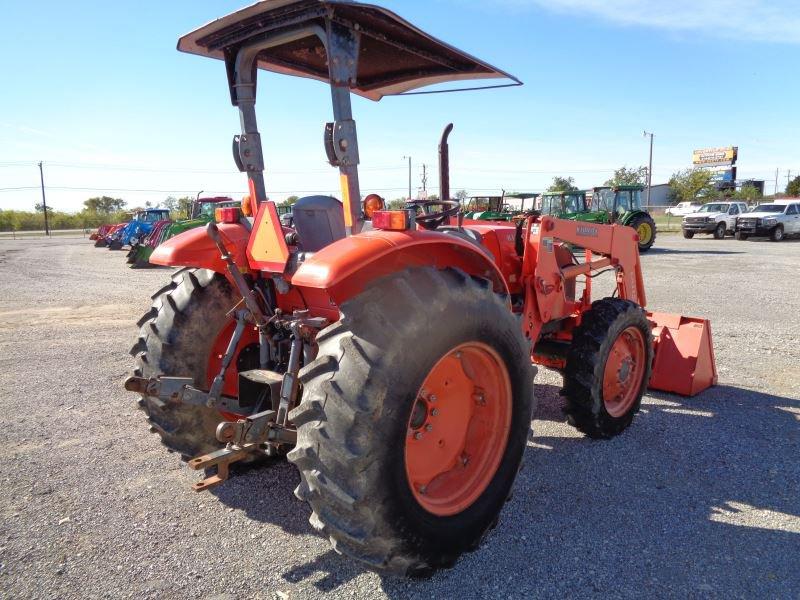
[404,342,512,517]
[602,326,646,417]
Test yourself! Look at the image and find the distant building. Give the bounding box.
[643,183,671,207]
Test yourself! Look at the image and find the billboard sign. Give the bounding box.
[692,146,738,167]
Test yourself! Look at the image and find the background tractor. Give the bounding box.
[463,192,540,222]
[125,0,715,577]
[126,196,236,268]
[106,208,171,250]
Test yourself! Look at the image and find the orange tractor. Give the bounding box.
[126,0,716,576]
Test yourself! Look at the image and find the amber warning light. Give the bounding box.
[215,207,241,224]
[372,210,413,231]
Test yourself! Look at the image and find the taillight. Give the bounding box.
[372,210,412,231]
[215,207,241,224]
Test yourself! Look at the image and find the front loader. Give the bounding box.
[126,0,716,577]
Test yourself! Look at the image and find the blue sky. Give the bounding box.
[1,0,798,212]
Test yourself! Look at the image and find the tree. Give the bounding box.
[387,199,407,210]
[786,175,800,197]
[279,195,300,208]
[733,185,762,202]
[454,189,469,201]
[668,168,718,202]
[34,202,54,214]
[176,196,194,218]
[162,196,178,212]
[547,176,578,193]
[84,196,126,213]
[605,166,648,187]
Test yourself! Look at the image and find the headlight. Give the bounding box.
[706,217,715,223]
[764,218,777,226]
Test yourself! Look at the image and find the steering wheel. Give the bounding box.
[405,200,461,230]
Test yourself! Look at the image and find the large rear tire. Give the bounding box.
[288,267,534,576]
[562,298,653,439]
[130,268,251,459]
[682,230,694,239]
[713,222,726,239]
[629,214,657,252]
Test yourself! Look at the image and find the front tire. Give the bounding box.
[682,230,694,239]
[713,222,726,239]
[770,225,784,241]
[735,231,748,241]
[289,267,534,576]
[562,298,653,439]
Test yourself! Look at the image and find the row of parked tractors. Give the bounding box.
[89,197,242,267]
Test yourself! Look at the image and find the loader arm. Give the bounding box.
[521,216,645,341]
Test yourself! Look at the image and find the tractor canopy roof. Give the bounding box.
[541,190,587,197]
[178,0,521,101]
[505,192,539,199]
[593,185,644,192]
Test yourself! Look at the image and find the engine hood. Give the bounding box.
[684,212,723,219]
[741,211,783,219]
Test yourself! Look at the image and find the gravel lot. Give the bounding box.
[0,234,798,599]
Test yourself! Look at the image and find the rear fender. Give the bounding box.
[290,229,508,310]
[150,222,250,275]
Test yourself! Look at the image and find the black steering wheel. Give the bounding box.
[405,200,461,230]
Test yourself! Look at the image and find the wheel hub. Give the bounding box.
[404,342,512,516]
[602,327,646,418]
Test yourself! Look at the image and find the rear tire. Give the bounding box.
[562,298,653,439]
[629,214,657,252]
[735,231,748,241]
[770,225,784,241]
[682,230,694,239]
[130,268,246,459]
[289,267,534,575]
[713,222,726,239]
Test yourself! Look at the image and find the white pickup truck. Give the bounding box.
[681,201,748,239]
[735,200,800,241]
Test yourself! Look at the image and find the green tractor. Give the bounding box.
[539,185,656,252]
[463,192,540,221]
[126,196,237,268]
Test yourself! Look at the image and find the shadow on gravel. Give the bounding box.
[646,247,746,255]
[207,384,799,597]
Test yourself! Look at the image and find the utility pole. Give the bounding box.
[775,168,779,195]
[643,131,654,209]
[402,156,412,200]
[421,164,428,198]
[787,170,792,192]
[38,161,50,236]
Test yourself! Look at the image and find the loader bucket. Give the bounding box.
[647,312,718,397]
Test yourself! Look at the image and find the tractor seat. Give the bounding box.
[291,195,346,252]
[436,226,484,248]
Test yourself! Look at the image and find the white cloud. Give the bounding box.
[502,0,800,43]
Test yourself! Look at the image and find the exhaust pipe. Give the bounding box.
[438,123,453,200]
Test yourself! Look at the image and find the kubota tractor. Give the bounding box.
[125,0,716,577]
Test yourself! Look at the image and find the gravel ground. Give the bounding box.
[0,234,798,599]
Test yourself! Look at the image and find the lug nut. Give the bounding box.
[419,485,427,495]
[414,432,423,440]
[429,394,437,402]
[425,424,433,432]
[430,408,439,417]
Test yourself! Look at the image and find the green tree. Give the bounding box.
[176,196,194,218]
[733,185,762,202]
[279,195,300,208]
[84,196,126,213]
[605,166,648,187]
[786,175,800,197]
[162,196,178,212]
[387,199,407,209]
[454,189,469,201]
[547,176,578,193]
[668,168,718,202]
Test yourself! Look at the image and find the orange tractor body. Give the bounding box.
[128,0,716,577]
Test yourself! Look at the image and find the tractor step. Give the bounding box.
[648,312,717,396]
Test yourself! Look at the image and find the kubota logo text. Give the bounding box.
[576,225,599,237]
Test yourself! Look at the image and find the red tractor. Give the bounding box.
[126,0,716,577]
